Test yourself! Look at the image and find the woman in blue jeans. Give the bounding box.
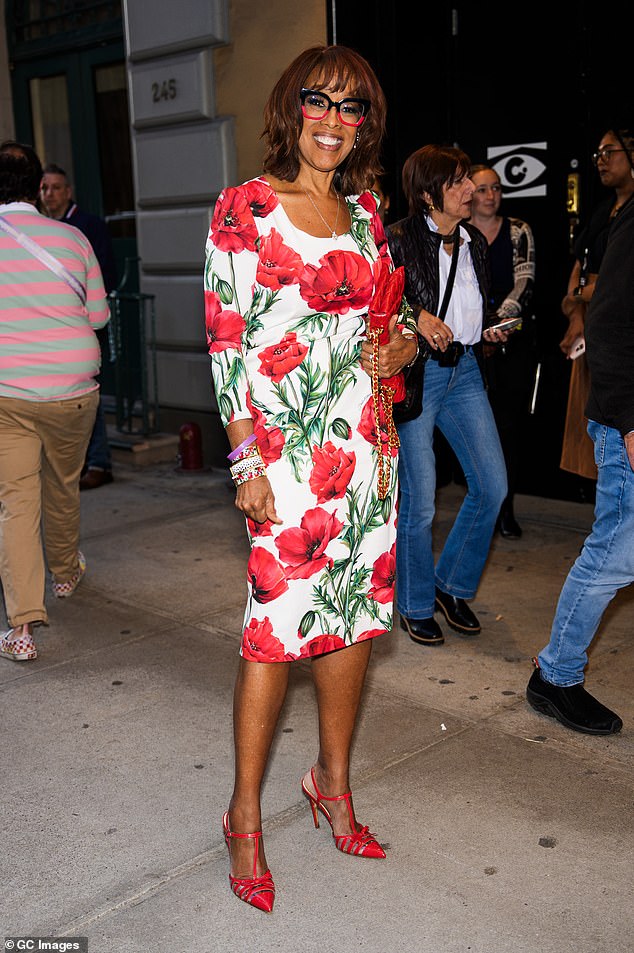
[386,144,508,645]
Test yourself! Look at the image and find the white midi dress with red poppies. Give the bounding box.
[204,176,402,662]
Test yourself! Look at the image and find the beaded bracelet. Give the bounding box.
[231,443,261,465]
[232,463,267,486]
[227,433,257,462]
[230,451,265,475]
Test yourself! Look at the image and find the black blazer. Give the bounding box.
[386,212,491,328]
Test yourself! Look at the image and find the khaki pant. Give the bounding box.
[0,391,99,627]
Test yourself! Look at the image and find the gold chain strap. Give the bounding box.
[367,327,400,500]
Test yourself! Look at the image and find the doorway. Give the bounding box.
[11,43,137,395]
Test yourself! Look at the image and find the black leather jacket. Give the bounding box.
[386,213,491,330]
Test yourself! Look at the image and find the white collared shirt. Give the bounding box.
[428,218,482,345]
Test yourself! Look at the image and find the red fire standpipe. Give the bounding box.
[178,422,204,471]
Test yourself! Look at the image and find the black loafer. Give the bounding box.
[434,587,481,634]
[526,667,623,735]
[400,615,444,646]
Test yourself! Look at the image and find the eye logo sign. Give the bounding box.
[487,142,547,198]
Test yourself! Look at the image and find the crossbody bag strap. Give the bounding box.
[437,232,460,322]
[0,216,87,306]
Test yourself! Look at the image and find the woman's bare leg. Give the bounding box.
[303,640,373,835]
[227,657,290,876]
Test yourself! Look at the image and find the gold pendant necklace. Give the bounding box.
[303,189,341,239]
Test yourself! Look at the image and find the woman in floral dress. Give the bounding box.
[204,45,418,912]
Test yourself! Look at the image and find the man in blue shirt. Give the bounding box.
[41,164,117,490]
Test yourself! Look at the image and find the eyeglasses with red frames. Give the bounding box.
[300,88,370,127]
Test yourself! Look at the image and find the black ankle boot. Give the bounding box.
[497,499,522,538]
[526,666,622,735]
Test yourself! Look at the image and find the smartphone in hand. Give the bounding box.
[486,316,523,333]
[569,336,586,360]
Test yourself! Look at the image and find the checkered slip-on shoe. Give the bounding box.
[52,550,87,598]
[0,628,37,662]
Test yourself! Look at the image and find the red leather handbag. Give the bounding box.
[367,262,406,402]
[366,263,407,498]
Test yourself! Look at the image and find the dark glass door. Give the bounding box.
[12,44,137,396]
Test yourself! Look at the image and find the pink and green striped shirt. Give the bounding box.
[0,202,110,401]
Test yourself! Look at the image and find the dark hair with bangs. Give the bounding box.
[402,144,473,216]
[261,45,387,195]
[0,140,43,203]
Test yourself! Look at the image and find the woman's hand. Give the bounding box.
[235,474,282,525]
[416,308,453,352]
[482,324,511,345]
[625,432,634,473]
[225,422,282,525]
[562,273,596,318]
[360,315,418,376]
[559,305,585,356]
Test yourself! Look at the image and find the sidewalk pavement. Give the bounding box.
[2,462,633,953]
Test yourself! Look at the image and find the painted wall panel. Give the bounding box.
[133,119,235,207]
[129,50,214,128]
[124,0,229,61]
[136,207,212,272]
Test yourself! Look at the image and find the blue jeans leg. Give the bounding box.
[396,366,440,619]
[396,351,507,618]
[434,352,507,597]
[538,421,634,685]
[85,396,112,471]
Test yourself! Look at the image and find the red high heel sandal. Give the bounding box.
[222,811,275,913]
[300,768,386,859]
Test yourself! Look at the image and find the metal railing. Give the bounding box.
[108,257,159,436]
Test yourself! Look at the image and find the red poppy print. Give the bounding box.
[368,543,396,604]
[247,547,289,603]
[357,628,386,642]
[247,516,275,538]
[299,250,373,315]
[256,422,285,465]
[204,181,404,661]
[243,178,279,218]
[256,228,304,290]
[309,441,356,502]
[258,332,308,382]
[246,394,285,464]
[210,187,258,254]
[276,507,344,580]
[298,634,347,657]
[242,616,289,662]
[205,291,245,354]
